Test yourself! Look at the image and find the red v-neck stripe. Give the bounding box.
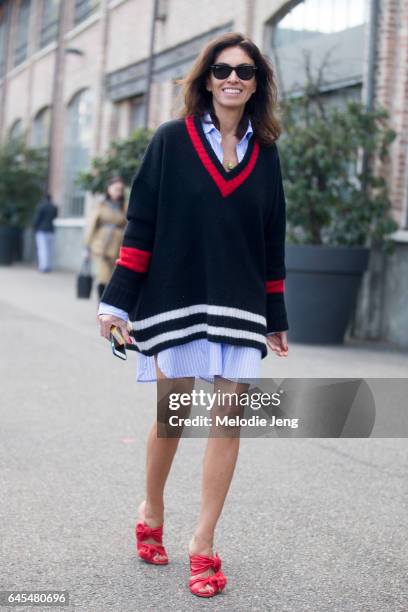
[185,114,260,198]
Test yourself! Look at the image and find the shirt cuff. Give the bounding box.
[98,302,129,322]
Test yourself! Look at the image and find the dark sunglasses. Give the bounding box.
[209,63,258,81]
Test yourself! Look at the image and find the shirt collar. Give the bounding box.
[202,110,253,144]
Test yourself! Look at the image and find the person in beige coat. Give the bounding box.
[83,176,128,299]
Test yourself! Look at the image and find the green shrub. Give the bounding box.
[279,85,399,254]
[0,137,48,227]
[77,128,154,194]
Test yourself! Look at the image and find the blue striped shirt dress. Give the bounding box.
[98,112,278,383]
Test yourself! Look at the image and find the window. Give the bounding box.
[111,96,146,139]
[63,89,93,217]
[0,5,8,78]
[130,96,145,132]
[40,0,60,48]
[171,76,184,116]
[9,119,24,141]
[32,107,51,149]
[269,0,368,97]
[14,0,31,67]
[74,0,100,26]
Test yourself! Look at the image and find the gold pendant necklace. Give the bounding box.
[225,160,236,170]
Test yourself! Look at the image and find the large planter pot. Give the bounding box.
[0,226,15,265]
[285,244,370,344]
[9,226,23,261]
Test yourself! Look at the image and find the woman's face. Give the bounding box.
[205,46,257,112]
[107,180,124,201]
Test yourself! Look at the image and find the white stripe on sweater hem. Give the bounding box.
[130,303,266,330]
[132,323,267,352]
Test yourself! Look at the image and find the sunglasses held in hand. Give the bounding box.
[110,325,137,360]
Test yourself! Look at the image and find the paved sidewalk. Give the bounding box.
[0,265,407,611]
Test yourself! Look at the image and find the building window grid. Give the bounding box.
[74,0,100,26]
[270,0,368,191]
[64,89,93,217]
[14,0,31,67]
[270,0,368,98]
[40,0,60,48]
[273,0,367,48]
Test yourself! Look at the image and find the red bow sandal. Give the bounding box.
[135,521,169,565]
[188,552,227,597]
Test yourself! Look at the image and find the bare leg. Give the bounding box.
[138,355,195,561]
[188,376,249,594]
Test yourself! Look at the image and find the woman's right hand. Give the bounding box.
[97,314,132,344]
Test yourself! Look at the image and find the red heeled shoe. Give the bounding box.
[135,521,169,565]
[188,552,227,597]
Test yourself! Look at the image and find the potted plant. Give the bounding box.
[0,137,47,265]
[279,79,398,344]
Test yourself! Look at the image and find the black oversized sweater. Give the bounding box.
[101,112,289,359]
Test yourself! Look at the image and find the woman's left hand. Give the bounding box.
[266,331,288,357]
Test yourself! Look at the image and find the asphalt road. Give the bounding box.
[0,265,407,612]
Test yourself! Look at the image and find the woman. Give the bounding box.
[98,32,289,598]
[83,176,127,300]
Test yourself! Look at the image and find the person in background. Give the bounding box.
[83,176,128,300]
[32,193,58,273]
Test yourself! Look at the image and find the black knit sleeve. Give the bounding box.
[100,127,164,313]
[264,144,289,333]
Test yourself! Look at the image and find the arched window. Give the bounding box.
[9,119,24,141]
[31,106,51,149]
[267,0,368,104]
[63,88,93,217]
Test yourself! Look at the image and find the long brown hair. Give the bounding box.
[174,32,282,147]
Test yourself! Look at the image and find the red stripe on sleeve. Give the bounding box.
[116,246,152,273]
[265,279,285,293]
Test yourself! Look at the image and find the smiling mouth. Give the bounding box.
[222,88,243,94]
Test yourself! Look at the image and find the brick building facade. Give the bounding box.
[0,0,407,347]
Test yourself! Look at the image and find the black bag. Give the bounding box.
[76,258,93,299]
